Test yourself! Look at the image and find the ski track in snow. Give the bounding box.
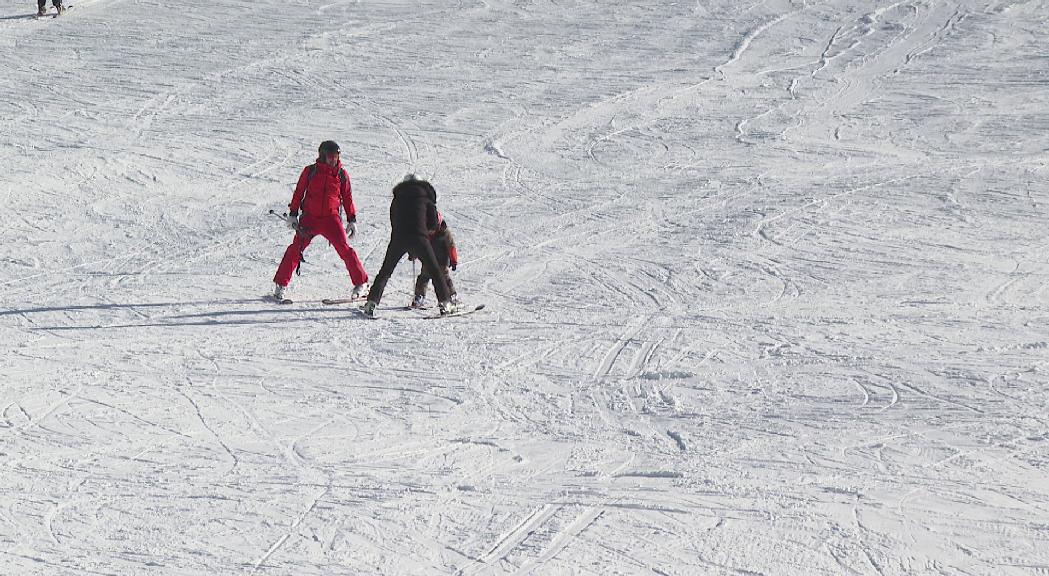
[2,0,1049,574]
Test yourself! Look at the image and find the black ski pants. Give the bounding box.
[39,0,62,9]
[414,235,455,299]
[367,234,451,305]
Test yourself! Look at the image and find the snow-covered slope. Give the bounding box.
[2,0,1047,574]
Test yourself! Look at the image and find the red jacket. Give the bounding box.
[289,160,356,220]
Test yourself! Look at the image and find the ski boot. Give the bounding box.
[361,300,377,317]
[410,294,426,309]
[55,3,64,15]
[438,300,458,316]
[273,283,288,302]
[350,282,368,300]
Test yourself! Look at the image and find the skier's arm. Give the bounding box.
[289,167,311,214]
[447,229,458,270]
[341,171,356,222]
[424,203,439,234]
[415,200,432,237]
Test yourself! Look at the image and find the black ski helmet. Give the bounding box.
[318,140,341,155]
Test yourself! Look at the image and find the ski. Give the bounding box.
[350,303,481,319]
[263,295,293,305]
[322,296,367,305]
[421,304,485,319]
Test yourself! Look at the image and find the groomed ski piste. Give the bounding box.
[2,1,1047,574]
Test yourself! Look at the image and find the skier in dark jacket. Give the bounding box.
[409,212,459,309]
[362,175,457,316]
[38,0,64,16]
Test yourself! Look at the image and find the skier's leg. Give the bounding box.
[444,269,457,299]
[414,265,431,300]
[38,0,46,14]
[411,238,451,303]
[432,237,456,298]
[273,232,314,287]
[318,215,368,285]
[365,237,408,305]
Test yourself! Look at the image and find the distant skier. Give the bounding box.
[409,212,459,309]
[272,141,368,302]
[38,0,64,16]
[362,175,458,316]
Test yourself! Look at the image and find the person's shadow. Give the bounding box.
[1,299,261,318]
[4,299,370,330]
[0,14,38,21]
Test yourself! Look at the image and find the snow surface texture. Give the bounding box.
[2,0,1047,574]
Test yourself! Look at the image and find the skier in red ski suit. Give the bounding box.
[272,141,368,300]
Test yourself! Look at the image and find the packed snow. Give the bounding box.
[2,0,1047,574]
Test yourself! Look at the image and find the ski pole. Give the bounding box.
[268,210,309,274]
[268,209,306,234]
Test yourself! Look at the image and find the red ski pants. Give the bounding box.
[273,213,368,287]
